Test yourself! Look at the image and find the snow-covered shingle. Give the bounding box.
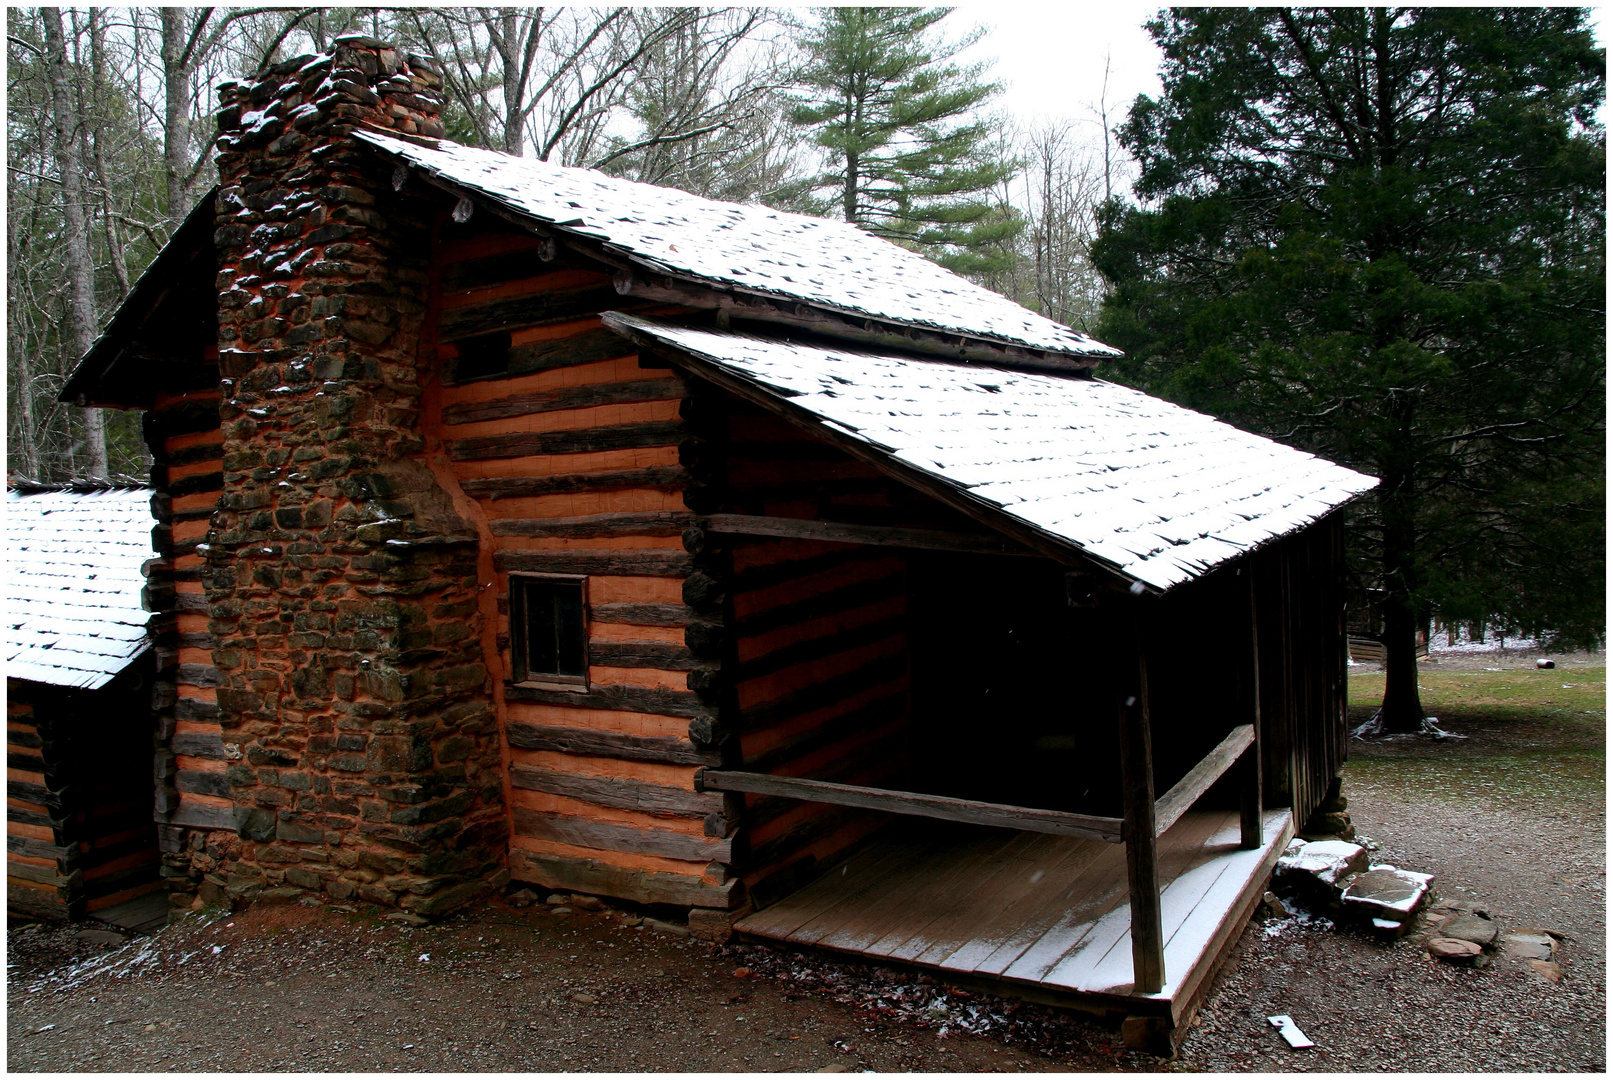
[605,314,1378,591]
[5,487,154,689]
[354,130,1118,360]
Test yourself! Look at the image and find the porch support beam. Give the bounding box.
[1242,569,1265,849]
[1118,617,1166,995]
[696,770,1124,843]
[1152,724,1256,839]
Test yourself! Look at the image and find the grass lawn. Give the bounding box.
[1344,665,1606,810]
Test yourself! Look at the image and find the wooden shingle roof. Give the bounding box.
[5,485,154,689]
[604,314,1378,591]
[355,130,1119,362]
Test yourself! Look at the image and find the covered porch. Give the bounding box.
[732,808,1293,1046]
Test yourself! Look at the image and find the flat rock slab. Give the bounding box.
[1440,913,1498,947]
[1276,839,1368,887]
[73,929,129,947]
[1502,931,1557,961]
[1340,866,1432,921]
[1427,937,1484,964]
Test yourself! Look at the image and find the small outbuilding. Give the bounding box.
[58,37,1377,1050]
[6,481,163,921]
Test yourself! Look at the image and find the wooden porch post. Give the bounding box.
[1118,610,1165,995]
[1241,567,1264,849]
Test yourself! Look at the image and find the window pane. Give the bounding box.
[517,577,587,681]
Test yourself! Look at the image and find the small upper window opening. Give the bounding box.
[510,574,588,689]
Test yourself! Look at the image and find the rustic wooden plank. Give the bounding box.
[490,510,694,539]
[735,614,905,685]
[7,780,64,810]
[512,807,731,863]
[166,801,238,830]
[7,834,73,864]
[6,880,69,919]
[168,471,223,498]
[704,514,1033,557]
[738,651,907,732]
[869,831,1040,962]
[590,602,697,628]
[736,838,928,942]
[171,730,226,759]
[509,847,738,909]
[587,641,702,671]
[7,751,46,774]
[173,697,221,722]
[510,764,719,819]
[175,768,232,798]
[505,682,709,719]
[494,549,692,577]
[791,832,968,950]
[463,465,687,501]
[896,832,1063,966]
[440,280,624,340]
[1152,724,1256,839]
[175,663,222,689]
[7,804,61,832]
[936,833,1113,974]
[1119,646,1165,995]
[174,593,211,615]
[444,379,682,426]
[448,419,684,462]
[734,570,904,638]
[1042,810,1234,993]
[699,771,1124,843]
[6,859,65,886]
[742,687,907,775]
[993,810,1221,983]
[505,719,716,766]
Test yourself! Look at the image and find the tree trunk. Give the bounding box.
[159,7,192,229]
[42,7,108,477]
[1376,480,1426,732]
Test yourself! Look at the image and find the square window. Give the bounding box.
[509,575,588,688]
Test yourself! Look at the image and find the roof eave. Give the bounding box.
[599,310,1154,596]
[60,189,218,410]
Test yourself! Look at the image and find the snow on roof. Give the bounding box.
[6,486,155,689]
[604,314,1378,591]
[355,130,1119,360]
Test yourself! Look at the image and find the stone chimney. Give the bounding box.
[200,37,506,915]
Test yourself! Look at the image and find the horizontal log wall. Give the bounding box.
[146,380,232,849]
[711,404,918,908]
[6,669,162,920]
[431,221,737,908]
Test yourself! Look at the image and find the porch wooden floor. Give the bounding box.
[736,806,1294,1019]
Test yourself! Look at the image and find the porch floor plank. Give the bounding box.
[736,807,1294,1020]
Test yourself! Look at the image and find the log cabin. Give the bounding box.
[58,36,1377,1050]
[6,482,163,921]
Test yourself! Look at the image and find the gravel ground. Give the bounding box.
[1179,652,1605,1072]
[9,652,1602,1073]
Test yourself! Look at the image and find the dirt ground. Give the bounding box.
[8,652,1603,1073]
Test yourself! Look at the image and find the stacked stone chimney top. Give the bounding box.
[215,36,446,155]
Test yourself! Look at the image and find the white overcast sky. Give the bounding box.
[954,4,1610,136]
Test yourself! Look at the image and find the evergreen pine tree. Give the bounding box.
[786,7,1020,276]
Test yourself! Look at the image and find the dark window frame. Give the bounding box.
[508,573,589,691]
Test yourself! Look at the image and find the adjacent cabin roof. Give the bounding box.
[603,313,1379,592]
[5,485,155,689]
[354,130,1119,362]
